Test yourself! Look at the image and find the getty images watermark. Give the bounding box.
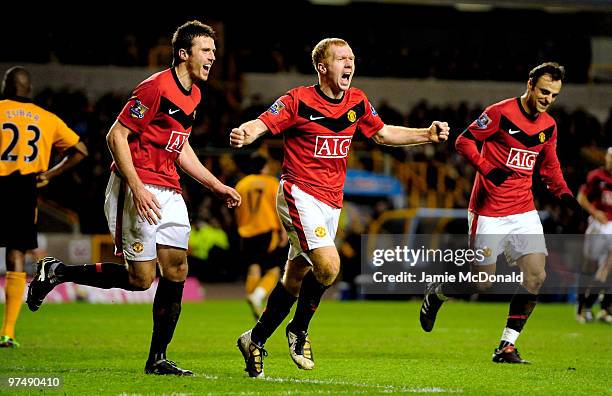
[370,245,523,284]
[359,234,590,294]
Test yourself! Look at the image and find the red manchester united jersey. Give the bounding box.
[580,167,612,221]
[115,68,201,191]
[259,85,383,208]
[456,97,571,216]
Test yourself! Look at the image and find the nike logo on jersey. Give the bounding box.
[500,115,554,147]
[298,101,366,133]
[159,96,194,129]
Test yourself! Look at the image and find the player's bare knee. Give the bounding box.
[128,273,154,290]
[313,257,340,286]
[281,272,303,296]
[282,278,301,297]
[282,258,309,296]
[523,270,546,294]
[164,263,188,282]
[6,249,26,272]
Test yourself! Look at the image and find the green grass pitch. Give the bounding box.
[1,300,610,394]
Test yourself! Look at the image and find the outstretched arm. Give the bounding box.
[177,140,241,208]
[229,119,270,148]
[372,121,449,146]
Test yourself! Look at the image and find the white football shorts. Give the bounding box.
[583,217,612,265]
[468,210,547,266]
[276,180,340,263]
[104,172,190,261]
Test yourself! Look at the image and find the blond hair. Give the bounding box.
[311,38,349,70]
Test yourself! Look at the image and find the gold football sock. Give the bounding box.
[245,264,261,295]
[259,267,280,295]
[1,271,27,339]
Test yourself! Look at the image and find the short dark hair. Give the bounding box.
[528,62,565,85]
[172,20,216,66]
[1,66,30,98]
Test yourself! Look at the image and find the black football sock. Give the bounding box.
[584,291,599,310]
[601,293,611,312]
[577,292,586,314]
[147,277,184,363]
[289,271,329,333]
[251,282,297,346]
[499,285,537,349]
[55,262,146,291]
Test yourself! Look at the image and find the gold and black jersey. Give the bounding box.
[235,174,281,238]
[0,97,79,176]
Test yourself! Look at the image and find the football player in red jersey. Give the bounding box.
[420,62,580,364]
[231,37,449,378]
[26,20,241,375]
[576,147,612,324]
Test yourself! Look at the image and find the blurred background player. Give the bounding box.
[25,21,241,374]
[576,146,612,324]
[420,62,580,363]
[0,66,88,348]
[235,152,287,319]
[231,37,449,378]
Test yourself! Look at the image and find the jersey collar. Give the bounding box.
[315,84,344,104]
[3,95,33,103]
[516,97,539,121]
[172,67,192,96]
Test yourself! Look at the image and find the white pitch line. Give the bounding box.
[263,376,462,393]
[194,373,462,393]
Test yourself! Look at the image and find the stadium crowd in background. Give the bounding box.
[28,86,611,241]
[1,5,598,83]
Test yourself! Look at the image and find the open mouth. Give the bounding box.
[203,64,212,72]
[341,72,351,83]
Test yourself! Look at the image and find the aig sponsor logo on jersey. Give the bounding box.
[267,99,285,115]
[314,136,352,158]
[506,148,538,170]
[165,131,189,153]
